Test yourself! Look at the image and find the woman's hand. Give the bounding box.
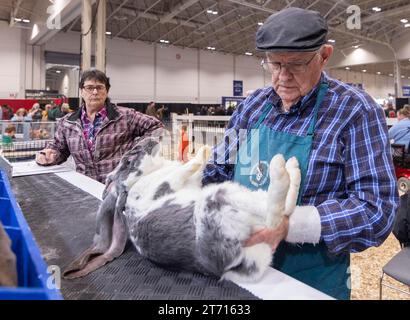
[35,148,57,165]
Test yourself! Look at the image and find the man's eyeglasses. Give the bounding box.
[83,85,106,93]
[261,52,319,74]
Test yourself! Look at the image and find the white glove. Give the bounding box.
[285,206,321,244]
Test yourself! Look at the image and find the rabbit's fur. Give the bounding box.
[63,137,301,282]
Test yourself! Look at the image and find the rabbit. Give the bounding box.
[63,136,301,283]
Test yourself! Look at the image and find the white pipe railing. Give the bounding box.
[171,113,230,155]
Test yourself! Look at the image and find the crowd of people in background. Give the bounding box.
[389,104,410,152]
[145,101,167,121]
[1,102,73,122]
[144,102,236,119]
[383,101,397,118]
[0,101,74,144]
[378,96,410,156]
[2,93,409,153]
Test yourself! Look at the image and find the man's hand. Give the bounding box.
[35,148,57,166]
[244,216,289,252]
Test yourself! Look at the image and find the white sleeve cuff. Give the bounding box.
[285,205,321,244]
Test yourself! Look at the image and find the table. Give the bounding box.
[10,164,332,300]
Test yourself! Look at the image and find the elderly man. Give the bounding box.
[202,7,399,299]
[36,69,164,183]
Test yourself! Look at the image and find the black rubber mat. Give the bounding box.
[10,174,258,300]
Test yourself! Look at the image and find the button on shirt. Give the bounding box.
[81,106,108,151]
[202,73,399,254]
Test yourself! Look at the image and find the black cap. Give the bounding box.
[256,7,328,52]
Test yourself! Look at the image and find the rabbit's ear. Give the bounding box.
[63,192,128,279]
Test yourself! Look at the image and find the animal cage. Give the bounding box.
[0,121,55,163]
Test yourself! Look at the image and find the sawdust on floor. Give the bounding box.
[350,233,409,300]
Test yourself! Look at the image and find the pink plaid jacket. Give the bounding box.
[47,103,164,183]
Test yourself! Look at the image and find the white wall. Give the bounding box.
[106,38,155,102]
[45,31,265,103]
[0,21,48,98]
[199,50,234,104]
[3,26,408,102]
[235,55,266,95]
[328,43,394,68]
[0,21,24,98]
[327,69,410,100]
[156,45,198,103]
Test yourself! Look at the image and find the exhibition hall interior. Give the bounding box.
[0,0,409,301]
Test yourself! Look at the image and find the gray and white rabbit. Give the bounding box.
[63,136,301,283]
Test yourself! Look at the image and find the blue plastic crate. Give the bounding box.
[0,170,63,300]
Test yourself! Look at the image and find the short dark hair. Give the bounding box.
[79,68,111,91]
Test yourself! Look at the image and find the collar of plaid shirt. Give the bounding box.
[265,74,324,116]
[81,105,108,151]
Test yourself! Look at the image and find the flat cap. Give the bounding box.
[256,7,328,52]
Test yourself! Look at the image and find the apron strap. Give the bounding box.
[307,82,328,136]
[253,81,329,135]
[253,103,272,129]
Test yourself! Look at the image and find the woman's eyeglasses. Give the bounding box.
[83,85,106,93]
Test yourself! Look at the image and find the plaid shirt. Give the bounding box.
[202,73,400,254]
[46,103,163,184]
[81,106,108,151]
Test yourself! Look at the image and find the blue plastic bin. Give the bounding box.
[0,170,63,300]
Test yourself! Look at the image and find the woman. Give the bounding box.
[35,68,164,183]
[11,108,32,122]
[389,105,410,151]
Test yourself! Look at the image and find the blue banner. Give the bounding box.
[403,86,410,97]
[233,80,243,97]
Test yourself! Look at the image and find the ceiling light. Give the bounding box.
[14,18,22,22]
[22,19,30,23]
[206,10,213,13]
[328,39,336,43]
[372,7,381,12]
[160,39,169,44]
[400,19,408,23]
[257,22,263,26]
[405,23,410,28]
[245,52,253,56]
[212,11,218,15]
[353,45,359,48]
[105,31,111,35]
[389,74,393,76]
[55,70,61,74]
[377,72,381,75]
[345,67,350,70]
[362,69,367,72]
[206,46,215,50]
[401,75,405,78]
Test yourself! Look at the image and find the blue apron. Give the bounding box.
[233,83,350,300]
